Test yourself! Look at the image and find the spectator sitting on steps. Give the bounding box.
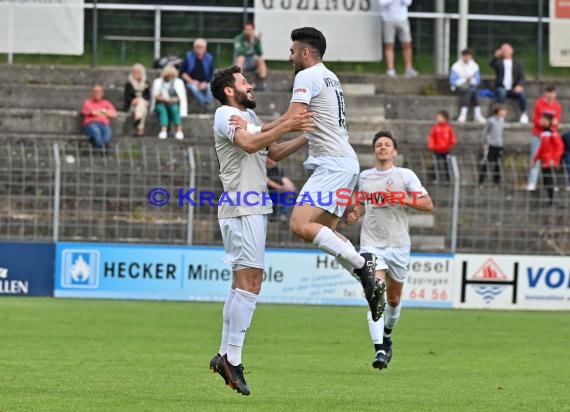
[151,65,187,140]
[181,38,215,110]
[490,43,528,124]
[124,63,150,137]
[82,84,118,149]
[450,48,486,124]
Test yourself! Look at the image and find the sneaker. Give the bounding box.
[475,114,487,124]
[175,131,184,140]
[526,183,537,191]
[209,353,228,384]
[158,130,167,140]
[386,69,396,77]
[519,113,529,124]
[404,68,418,78]
[370,279,387,323]
[353,253,379,320]
[457,114,467,123]
[372,349,388,370]
[218,354,250,396]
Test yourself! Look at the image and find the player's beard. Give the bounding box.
[234,89,256,110]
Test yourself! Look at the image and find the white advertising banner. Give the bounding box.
[454,254,570,310]
[0,0,84,55]
[550,0,570,66]
[254,0,382,61]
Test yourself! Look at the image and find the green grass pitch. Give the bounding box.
[1,298,568,412]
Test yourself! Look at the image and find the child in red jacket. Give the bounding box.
[428,110,457,182]
[532,112,564,205]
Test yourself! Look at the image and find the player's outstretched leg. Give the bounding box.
[218,354,251,396]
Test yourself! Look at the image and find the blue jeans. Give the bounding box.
[495,87,527,112]
[84,122,112,148]
[528,136,541,187]
[186,82,213,107]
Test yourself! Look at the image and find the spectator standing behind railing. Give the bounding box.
[427,110,456,182]
[490,43,528,124]
[378,0,418,78]
[181,39,215,110]
[527,86,562,191]
[450,48,486,124]
[532,112,564,206]
[478,105,507,188]
[234,22,268,91]
[124,63,150,137]
[82,84,118,149]
[151,65,187,140]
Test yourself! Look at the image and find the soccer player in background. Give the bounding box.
[209,65,314,396]
[347,131,433,370]
[247,27,385,321]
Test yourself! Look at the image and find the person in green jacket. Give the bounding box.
[234,22,268,91]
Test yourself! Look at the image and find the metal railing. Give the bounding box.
[1,140,569,255]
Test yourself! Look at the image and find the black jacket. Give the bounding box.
[490,57,525,89]
[123,81,150,111]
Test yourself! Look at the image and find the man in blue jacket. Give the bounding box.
[181,38,215,108]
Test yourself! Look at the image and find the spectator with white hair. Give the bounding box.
[181,38,215,109]
[151,65,187,140]
[124,63,150,136]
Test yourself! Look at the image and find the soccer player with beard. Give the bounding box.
[208,65,314,396]
[245,27,385,320]
[347,131,433,370]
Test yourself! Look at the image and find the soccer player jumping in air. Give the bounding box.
[251,27,386,320]
[347,131,433,370]
[209,65,314,395]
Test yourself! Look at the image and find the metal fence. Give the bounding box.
[1,140,568,255]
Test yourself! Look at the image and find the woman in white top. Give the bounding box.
[151,65,188,140]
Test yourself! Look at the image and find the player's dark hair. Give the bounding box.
[437,110,450,121]
[493,104,506,115]
[461,48,474,56]
[291,27,326,58]
[210,65,241,105]
[372,130,398,150]
[545,85,556,93]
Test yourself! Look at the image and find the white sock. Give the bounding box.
[336,240,361,276]
[227,288,257,366]
[385,302,402,330]
[313,227,364,269]
[218,289,236,355]
[367,311,384,344]
[474,106,482,117]
[459,106,468,118]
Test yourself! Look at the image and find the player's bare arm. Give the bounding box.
[400,192,433,212]
[232,112,315,154]
[267,134,308,162]
[261,102,309,132]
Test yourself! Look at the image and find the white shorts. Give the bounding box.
[219,214,267,270]
[296,166,358,217]
[383,20,412,44]
[359,245,411,283]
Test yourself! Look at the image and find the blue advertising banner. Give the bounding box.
[0,242,54,296]
[54,242,453,308]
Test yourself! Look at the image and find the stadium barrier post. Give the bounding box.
[52,143,61,242]
[187,147,196,245]
[450,155,460,254]
[154,7,162,61]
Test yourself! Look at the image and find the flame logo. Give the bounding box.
[70,255,90,283]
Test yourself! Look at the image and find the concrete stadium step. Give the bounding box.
[3,82,568,124]
[1,109,564,152]
[1,64,569,98]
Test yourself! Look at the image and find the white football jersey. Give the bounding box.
[358,166,428,248]
[290,63,357,161]
[213,105,273,218]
